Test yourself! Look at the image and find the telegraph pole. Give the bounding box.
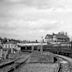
[40,36,43,54]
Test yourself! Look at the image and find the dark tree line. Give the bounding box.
[0,37,39,44]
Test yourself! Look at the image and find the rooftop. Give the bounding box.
[17,43,47,46]
[45,32,69,39]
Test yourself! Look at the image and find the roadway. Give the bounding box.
[55,54,72,64]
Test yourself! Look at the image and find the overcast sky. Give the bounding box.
[0,0,72,40]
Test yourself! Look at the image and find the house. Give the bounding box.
[3,42,20,53]
[45,32,70,44]
[2,42,20,59]
[53,32,70,42]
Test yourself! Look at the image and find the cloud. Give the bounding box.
[6,19,59,31]
[1,0,72,9]
[0,0,72,40]
[0,24,15,31]
[28,19,59,30]
[2,18,60,40]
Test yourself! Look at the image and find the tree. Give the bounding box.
[36,40,38,43]
[3,38,7,43]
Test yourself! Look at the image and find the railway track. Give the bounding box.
[0,53,71,72]
[0,55,30,72]
[7,55,30,72]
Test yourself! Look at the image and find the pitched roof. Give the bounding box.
[45,34,53,39]
[45,32,69,40]
[54,34,69,39]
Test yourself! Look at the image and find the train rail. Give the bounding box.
[0,53,72,72]
[0,54,30,72]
